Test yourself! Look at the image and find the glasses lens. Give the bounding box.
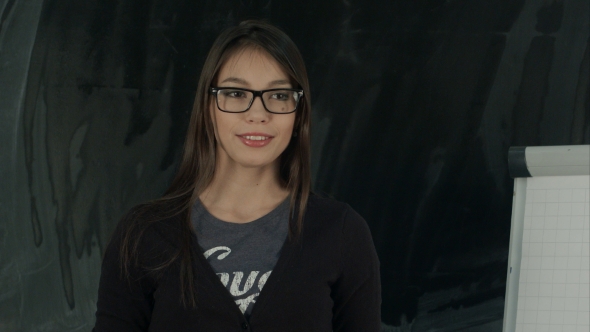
[262,90,300,113]
[215,89,300,113]
[216,89,254,112]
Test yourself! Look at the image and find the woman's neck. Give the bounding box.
[198,159,289,223]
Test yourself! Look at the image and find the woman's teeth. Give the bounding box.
[243,136,269,141]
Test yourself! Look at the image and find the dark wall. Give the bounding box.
[0,0,588,331]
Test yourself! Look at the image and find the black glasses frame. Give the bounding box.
[209,87,303,114]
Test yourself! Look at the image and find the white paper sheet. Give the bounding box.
[515,175,590,332]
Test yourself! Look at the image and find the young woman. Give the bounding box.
[93,20,381,331]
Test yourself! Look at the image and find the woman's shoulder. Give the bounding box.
[306,193,349,215]
[111,203,186,251]
[305,193,369,235]
[302,193,378,271]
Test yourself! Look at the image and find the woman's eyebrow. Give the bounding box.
[268,79,291,87]
[219,77,248,85]
[218,77,292,89]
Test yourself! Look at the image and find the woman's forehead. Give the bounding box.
[216,47,290,86]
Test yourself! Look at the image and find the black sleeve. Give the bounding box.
[93,213,156,332]
[331,205,382,332]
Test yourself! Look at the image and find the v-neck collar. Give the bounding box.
[191,228,299,322]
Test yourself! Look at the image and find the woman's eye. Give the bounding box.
[271,92,289,100]
[223,90,246,98]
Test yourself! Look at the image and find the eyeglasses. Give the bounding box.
[209,87,303,114]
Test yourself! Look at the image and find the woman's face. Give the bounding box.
[210,47,296,170]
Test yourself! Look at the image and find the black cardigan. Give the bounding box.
[93,194,381,331]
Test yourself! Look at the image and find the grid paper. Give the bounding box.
[515,175,590,332]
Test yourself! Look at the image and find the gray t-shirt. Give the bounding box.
[191,198,289,317]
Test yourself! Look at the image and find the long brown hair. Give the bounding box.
[119,20,312,306]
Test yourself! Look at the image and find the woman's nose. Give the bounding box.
[246,96,269,123]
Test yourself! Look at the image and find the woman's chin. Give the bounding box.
[237,159,276,170]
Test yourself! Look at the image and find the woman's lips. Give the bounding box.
[237,134,274,147]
